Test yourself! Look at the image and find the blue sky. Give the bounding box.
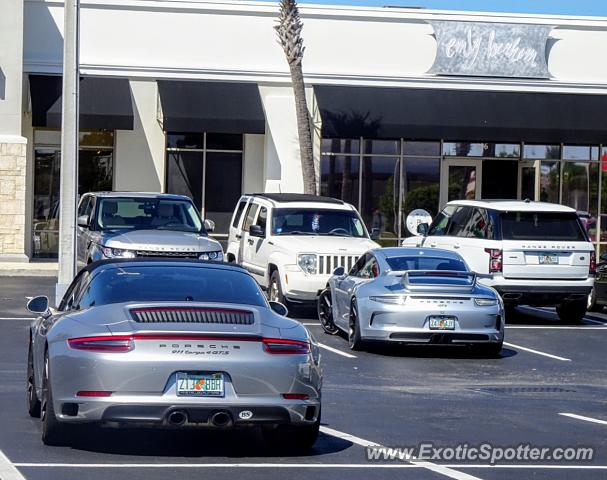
[301,0,607,17]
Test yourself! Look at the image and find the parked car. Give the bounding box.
[588,252,607,311]
[226,193,380,307]
[403,200,595,322]
[76,192,222,269]
[25,259,321,449]
[317,247,504,355]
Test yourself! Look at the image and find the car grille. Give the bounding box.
[318,254,360,275]
[130,307,254,325]
[135,250,200,259]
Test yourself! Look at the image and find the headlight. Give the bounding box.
[100,246,136,258]
[297,254,317,274]
[369,295,408,305]
[474,298,498,307]
[199,251,223,261]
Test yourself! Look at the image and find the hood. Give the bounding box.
[99,229,222,252]
[271,235,379,254]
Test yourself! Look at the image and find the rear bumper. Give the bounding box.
[480,277,593,306]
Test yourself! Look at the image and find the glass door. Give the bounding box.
[440,158,482,207]
[518,160,538,201]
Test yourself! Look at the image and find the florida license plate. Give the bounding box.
[429,316,456,330]
[539,254,558,265]
[176,373,224,397]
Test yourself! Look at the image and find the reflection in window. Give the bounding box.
[321,138,360,155]
[167,134,203,150]
[539,161,560,203]
[485,144,520,158]
[448,166,477,202]
[442,143,485,157]
[360,156,399,244]
[562,146,599,161]
[402,158,440,231]
[523,144,561,159]
[363,140,399,156]
[562,162,599,242]
[403,141,440,156]
[320,155,360,209]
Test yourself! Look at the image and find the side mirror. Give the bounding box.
[332,266,345,276]
[249,225,265,238]
[77,215,89,228]
[204,219,215,233]
[27,296,50,315]
[269,301,288,317]
[370,228,380,240]
[416,222,429,236]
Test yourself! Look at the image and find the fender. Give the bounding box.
[265,251,296,288]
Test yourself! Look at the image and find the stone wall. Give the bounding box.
[0,141,27,260]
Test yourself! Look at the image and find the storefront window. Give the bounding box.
[363,140,399,156]
[442,142,485,157]
[321,138,360,155]
[539,161,560,203]
[562,145,599,161]
[485,144,520,158]
[319,155,360,209]
[32,130,114,258]
[402,157,440,231]
[360,156,399,245]
[403,141,440,156]
[523,144,561,159]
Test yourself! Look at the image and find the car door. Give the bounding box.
[456,207,501,273]
[243,206,269,281]
[430,205,472,252]
[227,198,249,261]
[76,195,93,269]
[333,254,377,329]
[239,202,259,267]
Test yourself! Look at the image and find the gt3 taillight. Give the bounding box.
[484,248,503,273]
[590,251,597,274]
[262,338,310,355]
[68,336,134,352]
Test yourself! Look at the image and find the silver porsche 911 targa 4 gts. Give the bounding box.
[26,259,321,449]
[317,247,504,355]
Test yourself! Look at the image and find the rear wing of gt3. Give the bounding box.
[388,270,492,292]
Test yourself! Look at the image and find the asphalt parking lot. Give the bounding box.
[0,276,606,480]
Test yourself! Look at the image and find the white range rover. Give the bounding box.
[226,193,380,307]
[402,200,595,322]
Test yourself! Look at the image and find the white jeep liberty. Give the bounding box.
[226,193,380,307]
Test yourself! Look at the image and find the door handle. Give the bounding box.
[454,244,460,249]
[248,239,254,245]
[236,234,242,240]
[430,243,437,248]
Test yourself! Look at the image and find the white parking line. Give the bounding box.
[0,317,34,321]
[320,426,483,480]
[503,342,571,362]
[317,343,357,359]
[0,450,26,480]
[584,318,606,325]
[506,325,607,330]
[559,413,607,426]
[302,322,319,326]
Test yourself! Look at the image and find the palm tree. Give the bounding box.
[275,0,316,194]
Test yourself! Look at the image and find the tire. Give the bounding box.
[556,299,587,323]
[27,340,41,418]
[317,288,339,335]
[348,299,366,351]
[41,351,71,446]
[262,410,320,452]
[268,270,290,308]
[588,288,603,312]
[475,342,503,358]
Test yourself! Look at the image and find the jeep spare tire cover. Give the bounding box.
[406,209,433,236]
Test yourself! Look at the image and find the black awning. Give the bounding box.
[315,85,607,144]
[157,81,265,134]
[29,75,134,130]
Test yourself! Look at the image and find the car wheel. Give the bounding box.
[348,299,365,351]
[556,299,587,323]
[474,342,503,358]
[41,351,71,446]
[317,288,339,335]
[268,270,290,307]
[262,410,320,452]
[588,288,603,312]
[27,340,41,418]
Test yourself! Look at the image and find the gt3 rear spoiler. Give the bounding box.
[388,270,493,292]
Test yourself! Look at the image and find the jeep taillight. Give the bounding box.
[484,248,502,273]
[590,251,596,274]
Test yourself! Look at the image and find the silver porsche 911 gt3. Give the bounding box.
[317,247,504,355]
[26,259,321,449]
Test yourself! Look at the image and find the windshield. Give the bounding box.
[271,208,367,237]
[78,266,267,308]
[95,198,203,233]
[386,256,468,272]
[500,212,587,241]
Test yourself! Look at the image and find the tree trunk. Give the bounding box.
[289,62,316,195]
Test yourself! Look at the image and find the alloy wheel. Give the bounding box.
[318,289,338,335]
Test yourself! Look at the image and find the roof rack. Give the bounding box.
[251,193,344,204]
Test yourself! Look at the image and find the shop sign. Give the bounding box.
[429,21,552,78]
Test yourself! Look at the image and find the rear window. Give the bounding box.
[385,256,468,272]
[500,212,587,241]
[77,266,267,308]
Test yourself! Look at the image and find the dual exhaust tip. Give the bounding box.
[166,410,233,427]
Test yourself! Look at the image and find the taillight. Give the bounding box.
[262,337,310,355]
[68,336,134,352]
[590,251,596,274]
[76,391,113,397]
[282,393,309,400]
[484,248,502,273]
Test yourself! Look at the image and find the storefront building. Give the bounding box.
[1,0,607,260]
